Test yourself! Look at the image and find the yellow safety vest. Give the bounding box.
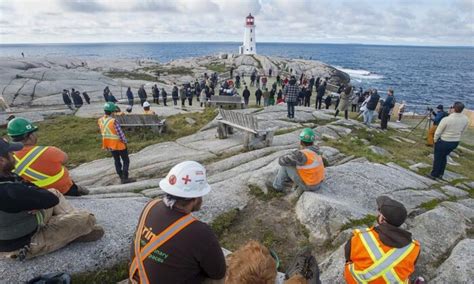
[13,146,65,188]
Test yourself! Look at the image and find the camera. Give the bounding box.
[426,107,433,112]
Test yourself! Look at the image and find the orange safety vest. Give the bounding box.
[98,115,126,151]
[296,149,325,186]
[13,146,68,190]
[129,200,196,284]
[344,227,420,284]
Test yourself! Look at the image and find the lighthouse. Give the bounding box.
[239,13,256,55]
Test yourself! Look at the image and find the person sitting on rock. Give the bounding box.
[344,196,420,284]
[0,139,103,260]
[142,101,155,115]
[226,240,321,284]
[271,128,325,192]
[7,117,89,196]
[129,161,226,283]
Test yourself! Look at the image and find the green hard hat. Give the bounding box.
[299,128,315,143]
[7,117,38,137]
[104,102,117,112]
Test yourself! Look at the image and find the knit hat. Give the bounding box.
[376,196,407,227]
[436,104,444,110]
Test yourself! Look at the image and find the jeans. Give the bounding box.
[287,101,296,118]
[380,109,390,130]
[431,140,459,178]
[264,98,269,107]
[273,166,322,191]
[128,99,134,107]
[304,97,310,107]
[256,97,261,106]
[111,148,130,179]
[363,110,375,126]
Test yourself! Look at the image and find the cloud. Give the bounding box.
[59,0,107,13]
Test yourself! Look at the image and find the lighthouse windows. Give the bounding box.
[250,29,252,33]
[251,47,253,51]
[250,38,252,42]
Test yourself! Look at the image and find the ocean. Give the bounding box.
[1,42,473,110]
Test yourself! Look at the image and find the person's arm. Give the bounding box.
[197,225,226,279]
[8,183,59,211]
[49,146,69,164]
[278,150,307,167]
[114,121,128,144]
[434,117,447,142]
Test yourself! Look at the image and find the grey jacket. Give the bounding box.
[278,145,321,167]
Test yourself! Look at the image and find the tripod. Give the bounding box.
[405,110,432,140]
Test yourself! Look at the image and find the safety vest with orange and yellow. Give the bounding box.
[296,149,325,186]
[129,199,196,284]
[98,115,126,151]
[13,146,70,192]
[344,227,420,284]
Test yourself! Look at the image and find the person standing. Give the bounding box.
[268,67,272,77]
[335,85,352,120]
[284,76,300,119]
[200,88,206,107]
[138,86,147,106]
[7,117,89,196]
[344,196,420,284]
[152,84,160,105]
[315,82,326,110]
[309,75,315,92]
[363,90,380,127]
[61,89,73,110]
[186,85,193,106]
[351,91,360,112]
[269,88,276,106]
[103,86,110,102]
[98,102,135,184]
[380,89,396,130]
[126,87,134,107]
[429,102,468,180]
[71,88,83,108]
[304,87,312,107]
[397,101,406,122]
[179,85,186,107]
[242,86,250,107]
[427,105,448,146]
[262,88,270,107]
[250,71,256,87]
[261,75,268,89]
[82,91,91,104]
[161,87,168,106]
[129,161,226,283]
[172,83,179,106]
[255,87,262,106]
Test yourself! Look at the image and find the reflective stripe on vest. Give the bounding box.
[296,149,322,169]
[100,117,120,140]
[13,146,66,188]
[349,229,416,283]
[129,200,196,284]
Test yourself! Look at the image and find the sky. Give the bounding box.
[0,0,473,46]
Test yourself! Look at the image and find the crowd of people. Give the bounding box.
[2,66,470,284]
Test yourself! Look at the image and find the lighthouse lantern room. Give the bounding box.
[239,13,256,55]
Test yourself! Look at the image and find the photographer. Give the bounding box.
[427,105,447,146]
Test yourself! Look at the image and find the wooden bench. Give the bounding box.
[217,109,274,150]
[208,95,244,109]
[113,114,166,134]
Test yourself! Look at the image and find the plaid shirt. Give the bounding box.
[114,120,127,144]
[284,84,300,103]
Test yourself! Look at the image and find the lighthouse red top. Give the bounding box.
[246,13,255,26]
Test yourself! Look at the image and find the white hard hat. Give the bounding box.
[143,101,151,107]
[159,161,211,198]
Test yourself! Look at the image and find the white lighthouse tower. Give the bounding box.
[239,13,256,55]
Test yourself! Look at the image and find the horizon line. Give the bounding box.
[1,41,473,49]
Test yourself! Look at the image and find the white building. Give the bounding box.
[239,13,256,55]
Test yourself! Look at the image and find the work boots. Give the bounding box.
[73,225,105,243]
[285,248,321,284]
[76,185,89,195]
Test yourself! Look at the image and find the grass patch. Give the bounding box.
[0,109,217,168]
[140,65,193,76]
[419,199,442,210]
[248,184,285,201]
[211,209,240,238]
[72,262,128,284]
[104,71,157,81]
[340,215,377,231]
[205,62,227,73]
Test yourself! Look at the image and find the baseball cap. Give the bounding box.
[436,104,444,110]
[376,196,407,227]
[0,138,23,157]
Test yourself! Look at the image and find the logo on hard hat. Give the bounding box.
[169,175,177,185]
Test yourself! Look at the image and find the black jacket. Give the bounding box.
[366,94,380,110]
[242,89,250,99]
[255,89,262,98]
[316,85,326,97]
[0,174,59,251]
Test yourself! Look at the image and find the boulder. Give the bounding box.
[441,170,466,182]
[0,196,149,283]
[368,145,392,157]
[319,244,346,283]
[387,189,447,212]
[313,125,340,140]
[441,185,468,198]
[430,239,474,284]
